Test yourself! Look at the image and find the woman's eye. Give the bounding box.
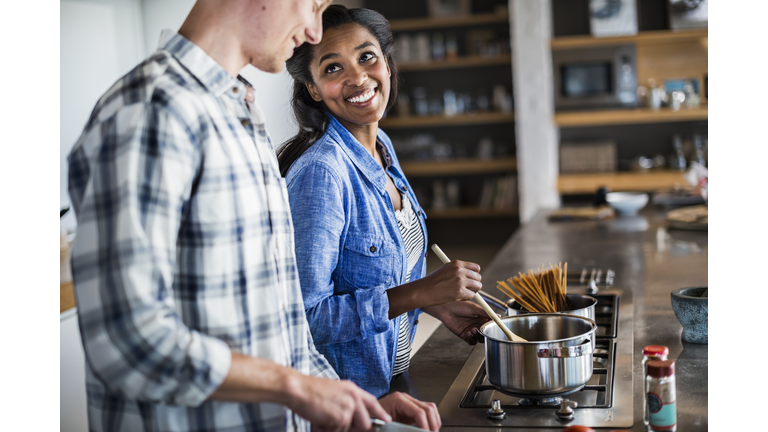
[360,52,376,62]
[325,64,341,74]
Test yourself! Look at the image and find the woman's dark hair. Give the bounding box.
[277,5,399,177]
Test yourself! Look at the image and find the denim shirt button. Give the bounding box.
[402,186,409,191]
[370,245,377,253]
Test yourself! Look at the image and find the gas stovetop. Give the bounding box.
[437,289,634,429]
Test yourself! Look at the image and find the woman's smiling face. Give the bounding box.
[305,23,391,132]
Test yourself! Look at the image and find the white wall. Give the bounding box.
[60,0,145,232]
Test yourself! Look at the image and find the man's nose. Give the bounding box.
[306,17,322,44]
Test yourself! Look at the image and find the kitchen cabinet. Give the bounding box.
[366,0,518,229]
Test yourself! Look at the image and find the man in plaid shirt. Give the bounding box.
[66,1,441,431]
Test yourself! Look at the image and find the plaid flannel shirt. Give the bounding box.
[67,29,338,432]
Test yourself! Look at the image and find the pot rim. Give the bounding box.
[480,313,597,344]
[505,293,598,312]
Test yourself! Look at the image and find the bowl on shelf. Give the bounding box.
[670,287,708,344]
[605,192,649,216]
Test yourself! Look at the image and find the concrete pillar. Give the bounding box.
[510,0,560,223]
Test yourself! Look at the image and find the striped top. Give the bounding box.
[391,192,425,376]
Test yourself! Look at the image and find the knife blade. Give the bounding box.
[371,419,428,432]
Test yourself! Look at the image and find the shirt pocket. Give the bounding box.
[341,234,396,290]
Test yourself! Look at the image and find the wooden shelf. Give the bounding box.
[401,157,516,177]
[398,54,511,72]
[389,12,509,32]
[425,207,518,219]
[381,111,514,129]
[558,170,687,194]
[550,29,708,50]
[554,106,707,128]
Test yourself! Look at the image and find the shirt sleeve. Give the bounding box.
[68,102,231,407]
[287,163,391,346]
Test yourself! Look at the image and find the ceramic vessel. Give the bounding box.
[670,286,708,344]
[606,192,649,216]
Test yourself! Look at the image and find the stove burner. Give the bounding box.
[496,385,585,406]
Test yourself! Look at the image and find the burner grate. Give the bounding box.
[593,294,619,338]
[459,339,616,410]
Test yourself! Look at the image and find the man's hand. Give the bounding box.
[422,300,490,345]
[288,375,392,432]
[211,353,391,432]
[377,392,441,432]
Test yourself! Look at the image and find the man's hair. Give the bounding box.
[277,4,399,177]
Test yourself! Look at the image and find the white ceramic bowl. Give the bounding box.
[606,192,649,216]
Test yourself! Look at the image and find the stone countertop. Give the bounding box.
[390,207,707,431]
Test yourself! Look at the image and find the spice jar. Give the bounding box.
[642,345,669,426]
[646,360,677,432]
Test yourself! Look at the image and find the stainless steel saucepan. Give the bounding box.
[480,313,597,395]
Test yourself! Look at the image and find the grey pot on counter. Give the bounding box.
[670,287,708,344]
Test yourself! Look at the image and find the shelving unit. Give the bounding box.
[388,11,509,32]
[554,106,707,128]
[550,28,708,50]
[401,157,516,177]
[381,111,514,129]
[382,4,518,223]
[549,12,708,198]
[398,54,511,72]
[558,170,687,195]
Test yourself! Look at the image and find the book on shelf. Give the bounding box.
[481,174,517,210]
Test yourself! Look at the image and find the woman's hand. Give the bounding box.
[377,392,441,432]
[422,300,490,345]
[418,260,482,306]
[387,260,481,318]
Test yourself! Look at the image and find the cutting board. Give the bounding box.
[666,204,707,230]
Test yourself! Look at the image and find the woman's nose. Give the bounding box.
[346,66,367,87]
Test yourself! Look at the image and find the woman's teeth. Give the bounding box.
[347,89,375,103]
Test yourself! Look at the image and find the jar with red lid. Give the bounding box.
[642,345,669,426]
[646,360,676,431]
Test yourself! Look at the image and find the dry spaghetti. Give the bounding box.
[496,263,569,313]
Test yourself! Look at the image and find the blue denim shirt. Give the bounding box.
[285,115,428,397]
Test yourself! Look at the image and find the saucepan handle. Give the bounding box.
[537,340,594,358]
[476,290,508,313]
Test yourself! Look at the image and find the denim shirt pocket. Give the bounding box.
[341,234,396,289]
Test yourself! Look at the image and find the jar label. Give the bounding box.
[648,392,677,428]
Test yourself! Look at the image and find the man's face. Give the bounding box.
[244,0,332,73]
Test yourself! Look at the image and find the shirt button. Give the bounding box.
[232,87,240,93]
[403,186,409,191]
[241,119,250,127]
[370,246,377,253]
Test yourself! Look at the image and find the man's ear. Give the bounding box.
[305,82,323,102]
[386,59,391,77]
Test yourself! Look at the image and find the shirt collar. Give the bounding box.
[157,29,239,97]
[326,115,387,191]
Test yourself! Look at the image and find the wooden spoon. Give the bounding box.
[431,244,528,343]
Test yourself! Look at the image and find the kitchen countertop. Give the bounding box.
[390,207,707,431]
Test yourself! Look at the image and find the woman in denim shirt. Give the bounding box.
[277,5,491,399]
